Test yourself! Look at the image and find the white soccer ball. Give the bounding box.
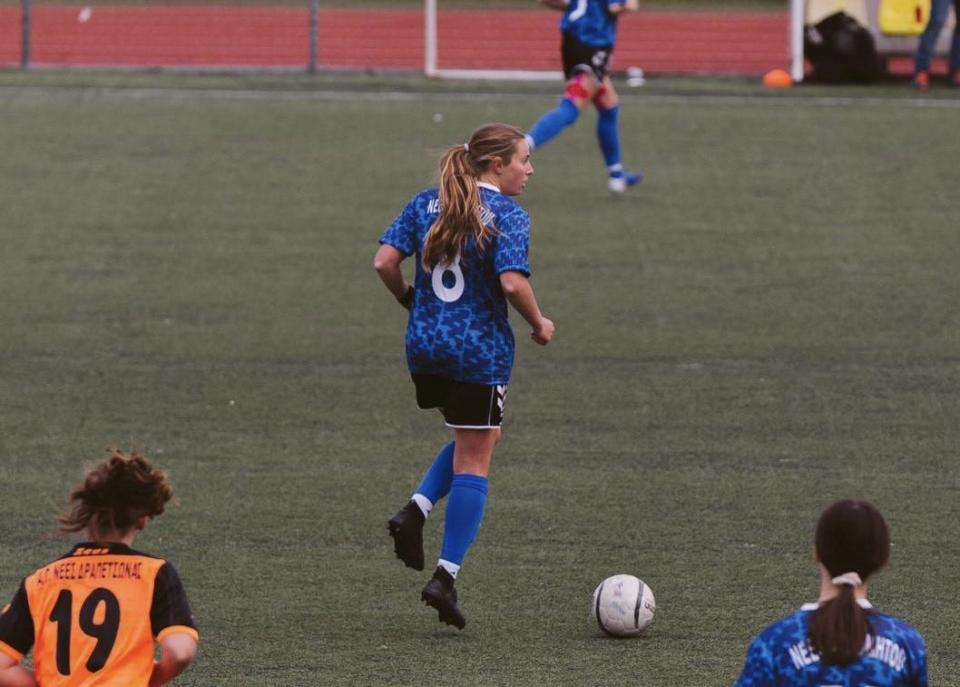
[591,574,656,637]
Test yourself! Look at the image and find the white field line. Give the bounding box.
[1,84,960,110]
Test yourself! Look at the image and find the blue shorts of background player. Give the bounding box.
[527,0,643,194]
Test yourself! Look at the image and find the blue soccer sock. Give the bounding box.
[596,105,623,175]
[527,98,580,150]
[413,441,455,516]
[438,474,489,576]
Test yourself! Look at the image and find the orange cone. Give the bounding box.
[763,69,793,88]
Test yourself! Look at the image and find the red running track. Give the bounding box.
[0,6,792,74]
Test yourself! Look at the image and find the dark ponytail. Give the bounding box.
[808,499,890,666]
[58,448,173,539]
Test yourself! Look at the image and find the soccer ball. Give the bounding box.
[591,574,656,637]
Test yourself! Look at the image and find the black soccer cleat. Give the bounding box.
[421,567,466,630]
[387,500,425,571]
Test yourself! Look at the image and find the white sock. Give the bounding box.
[438,559,461,578]
[411,493,432,518]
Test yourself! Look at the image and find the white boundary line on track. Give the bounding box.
[1,85,960,109]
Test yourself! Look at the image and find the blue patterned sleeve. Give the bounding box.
[734,635,776,687]
[494,207,531,276]
[912,632,929,687]
[379,195,420,256]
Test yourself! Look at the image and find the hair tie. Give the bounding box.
[463,143,470,153]
[831,572,863,587]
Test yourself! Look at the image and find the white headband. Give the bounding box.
[831,572,863,587]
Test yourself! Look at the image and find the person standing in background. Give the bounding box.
[912,0,960,88]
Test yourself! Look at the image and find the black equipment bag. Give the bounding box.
[804,11,881,83]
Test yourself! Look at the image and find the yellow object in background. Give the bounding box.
[879,0,931,34]
[806,0,869,26]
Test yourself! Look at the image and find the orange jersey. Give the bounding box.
[0,543,198,687]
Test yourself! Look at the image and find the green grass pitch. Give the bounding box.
[0,72,957,685]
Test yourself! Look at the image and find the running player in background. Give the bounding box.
[0,449,198,687]
[735,499,927,687]
[374,123,554,630]
[527,0,643,194]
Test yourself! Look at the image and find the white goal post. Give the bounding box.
[790,0,805,82]
[424,0,583,81]
[423,0,803,82]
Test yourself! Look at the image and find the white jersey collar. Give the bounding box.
[800,598,873,612]
[478,181,500,193]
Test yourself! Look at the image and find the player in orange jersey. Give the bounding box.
[0,449,198,687]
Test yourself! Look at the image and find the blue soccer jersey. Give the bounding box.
[736,602,928,687]
[561,0,626,48]
[379,183,531,386]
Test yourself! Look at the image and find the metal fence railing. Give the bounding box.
[3,2,948,77]
[2,2,790,75]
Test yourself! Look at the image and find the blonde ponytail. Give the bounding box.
[421,123,525,271]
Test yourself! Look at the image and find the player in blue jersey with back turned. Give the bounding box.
[527,0,642,194]
[735,499,927,687]
[374,123,555,630]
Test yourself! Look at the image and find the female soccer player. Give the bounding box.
[735,499,927,687]
[374,123,554,630]
[0,449,198,687]
[527,0,643,193]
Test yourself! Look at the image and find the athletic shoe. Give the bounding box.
[608,170,644,194]
[912,71,929,90]
[387,501,425,571]
[421,567,466,630]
